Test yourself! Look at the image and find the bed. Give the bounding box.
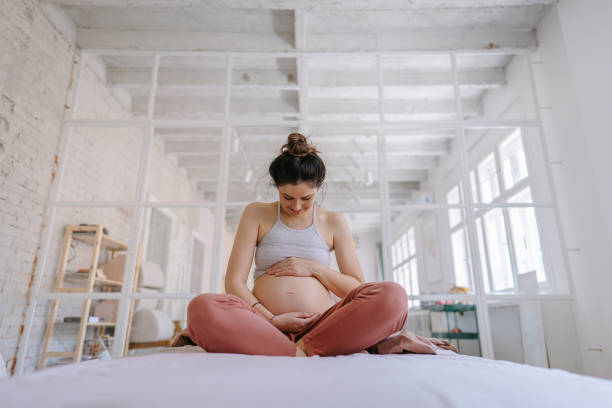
[2,347,612,407]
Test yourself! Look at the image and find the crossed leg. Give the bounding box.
[183,281,408,357]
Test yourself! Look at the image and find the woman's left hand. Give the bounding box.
[266,257,318,278]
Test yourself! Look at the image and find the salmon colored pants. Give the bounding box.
[183,281,408,357]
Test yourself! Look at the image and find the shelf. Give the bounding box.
[431,332,479,340]
[72,231,128,251]
[93,277,122,287]
[40,224,136,370]
[56,321,116,327]
[428,304,476,313]
[65,272,122,287]
[88,322,116,327]
[45,351,75,358]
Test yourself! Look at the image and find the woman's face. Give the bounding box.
[278,182,319,216]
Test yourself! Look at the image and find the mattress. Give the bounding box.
[2,348,612,408]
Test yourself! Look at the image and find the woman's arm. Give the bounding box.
[224,203,275,320]
[312,212,366,298]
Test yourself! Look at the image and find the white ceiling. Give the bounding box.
[42,0,554,231]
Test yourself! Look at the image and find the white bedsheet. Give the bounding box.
[2,349,612,408]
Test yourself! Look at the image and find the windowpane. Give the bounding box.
[465,127,553,204]
[483,209,514,291]
[508,191,546,283]
[408,228,416,256]
[391,243,399,268]
[477,153,500,203]
[457,53,537,121]
[409,258,419,295]
[470,170,479,204]
[476,217,491,292]
[382,54,455,122]
[500,129,529,190]
[408,258,420,308]
[508,187,533,204]
[148,127,221,203]
[447,186,462,228]
[384,127,459,205]
[392,209,474,295]
[403,264,410,293]
[155,56,226,121]
[74,55,154,120]
[451,229,470,289]
[61,127,144,202]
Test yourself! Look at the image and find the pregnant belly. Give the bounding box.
[252,274,334,315]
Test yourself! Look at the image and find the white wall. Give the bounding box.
[0,0,75,376]
[534,1,612,378]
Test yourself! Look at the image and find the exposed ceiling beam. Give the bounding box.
[307,30,537,52]
[185,162,438,180]
[173,154,442,171]
[76,29,295,51]
[41,1,558,11]
[177,150,446,168]
[107,68,503,97]
[73,28,535,51]
[138,96,479,119]
[308,98,481,118]
[166,139,449,155]
[215,184,422,194]
[193,168,429,183]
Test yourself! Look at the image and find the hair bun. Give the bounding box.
[282,133,318,157]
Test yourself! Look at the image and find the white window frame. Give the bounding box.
[392,228,419,308]
[449,128,550,293]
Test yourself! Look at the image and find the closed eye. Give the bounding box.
[284,196,312,200]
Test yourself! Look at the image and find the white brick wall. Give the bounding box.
[0,0,75,375]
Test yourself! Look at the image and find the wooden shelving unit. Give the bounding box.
[39,225,140,369]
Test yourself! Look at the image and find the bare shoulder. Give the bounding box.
[317,207,348,233]
[242,201,274,219]
[245,202,278,243]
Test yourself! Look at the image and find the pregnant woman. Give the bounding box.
[174,133,408,357]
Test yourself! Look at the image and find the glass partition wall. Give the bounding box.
[17,49,578,373]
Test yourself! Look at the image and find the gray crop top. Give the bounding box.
[253,201,331,281]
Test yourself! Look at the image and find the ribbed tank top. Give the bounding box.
[253,201,331,281]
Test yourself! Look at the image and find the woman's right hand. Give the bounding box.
[270,311,321,333]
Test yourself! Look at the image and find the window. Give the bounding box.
[446,186,462,228]
[475,218,490,291]
[499,129,528,190]
[146,208,173,287]
[447,184,471,290]
[508,188,546,282]
[477,153,500,203]
[483,208,513,291]
[470,170,479,204]
[451,229,470,288]
[392,228,419,308]
[448,129,547,293]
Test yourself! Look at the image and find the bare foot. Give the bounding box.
[295,338,308,357]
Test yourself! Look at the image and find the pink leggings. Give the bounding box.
[184,281,408,357]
